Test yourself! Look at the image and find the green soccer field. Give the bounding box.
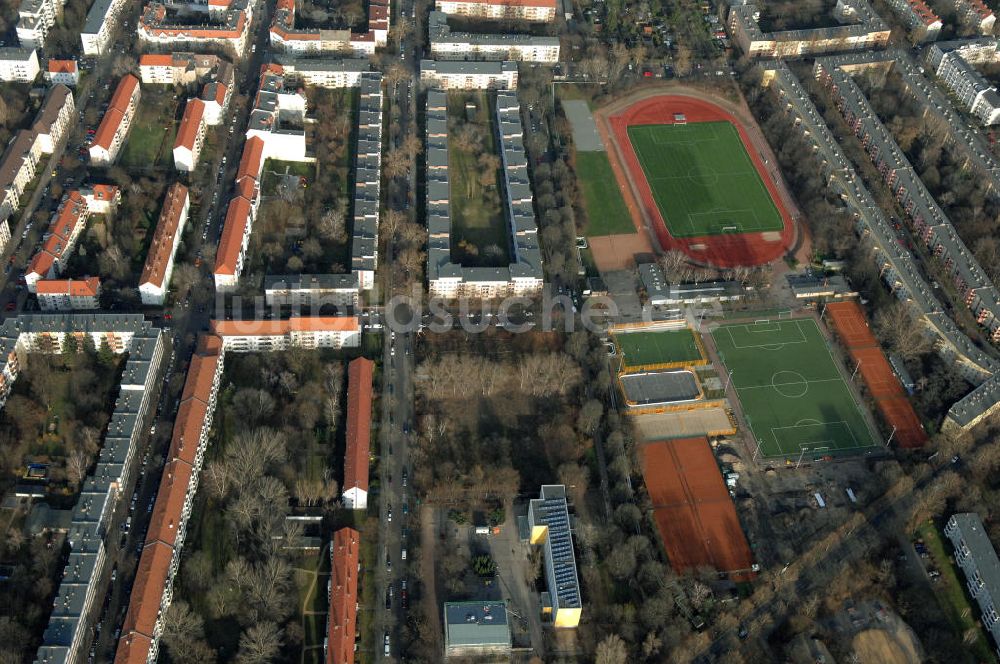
[576,151,634,237]
[627,121,784,238]
[616,329,704,367]
[711,318,878,459]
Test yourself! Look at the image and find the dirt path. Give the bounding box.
[418,505,442,650]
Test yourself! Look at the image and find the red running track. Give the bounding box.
[608,95,796,267]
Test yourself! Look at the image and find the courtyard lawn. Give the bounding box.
[120,93,179,170]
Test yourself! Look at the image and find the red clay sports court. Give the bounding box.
[825,302,928,448]
[640,437,754,578]
[607,95,795,267]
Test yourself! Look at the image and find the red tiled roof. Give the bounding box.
[446,0,556,7]
[237,135,265,181]
[344,357,373,494]
[327,528,360,664]
[119,540,173,638]
[35,277,100,296]
[180,350,220,404]
[140,183,188,289]
[109,74,140,114]
[47,59,77,74]
[113,632,152,664]
[139,54,173,67]
[174,99,205,151]
[211,316,361,336]
[214,195,252,275]
[145,459,194,548]
[26,191,87,279]
[92,109,124,151]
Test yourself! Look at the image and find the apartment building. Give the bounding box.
[952,0,996,35]
[945,513,1000,655]
[46,59,79,86]
[16,0,61,49]
[426,89,543,298]
[26,187,120,291]
[420,59,519,89]
[139,183,190,305]
[427,11,560,62]
[90,74,141,166]
[350,72,383,290]
[727,0,890,59]
[270,0,388,55]
[273,56,370,88]
[113,333,223,664]
[244,66,310,162]
[0,47,39,82]
[36,277,102,310]
[209,316,361,351]
[214,135,263,290]
[138,0,253,55]
[0,84,73,227]
[81,0,127,55]
[884,0,941,42]
[436,0,555,22]
[527,485,583,628]
[263,274,360,307]
[12,317,163,662]
[173,99,207,171]
[929,39,1000,125]
[342,358,372,510]
[139,53,234,125]
[327,528,360,664]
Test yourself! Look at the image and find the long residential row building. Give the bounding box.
[420,59,519,89]
[18,315,166,664]
[726,0,889,59]
[138,0,253,55]
[427,10,560,63]
[425,89,542,298]
[138,183,190,305]
[90,75,141,166]
[944,513,1000,656]
[0,84,75,252]
[326,528,361,664]
[82,0,128,54]
[270,0,388,55]
[758,60,1000,432]
[815,54,1000,347]
[435,0,556,22]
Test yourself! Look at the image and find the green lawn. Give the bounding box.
[917,521,998,662]
[615,329,704,367]
[627,121,783,238]
[120,95,178,170]
[711,318,877,458]
[576,151,634,237]
[448,91,511,267]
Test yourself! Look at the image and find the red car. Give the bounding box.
[5,302,16,311]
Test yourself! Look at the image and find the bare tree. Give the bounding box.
[236,622,283,664]
[66,450,88,489]
[595,634,628,664]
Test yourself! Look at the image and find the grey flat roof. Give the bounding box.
[620,370,700,405]
[444,601,512,649]
[948,513,1000,604]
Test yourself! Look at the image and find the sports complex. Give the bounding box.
[710,317,879,460]
[601,93,796,267]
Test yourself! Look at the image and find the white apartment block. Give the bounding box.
[245,68,310,162]
[436,0,556,22]
[33,84,75,153]
[428,11,560,62]
[420,59,519,90]
[951,0,996,35]
[81,0,127,55]
[273,56,371,88]
[90,75,140,166]
[46,59,79,86]
[945,513,1000,656]
[138,0,254,56]
[173,99,207,171]
[16,0,61,49]
[929,40,1000,125]
[209,317,361,352]
[0,48,39,82]
[36,278,102,310]
[269,0,388,56]
[727,0,891,59]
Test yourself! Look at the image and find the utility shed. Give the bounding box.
[443,601,512,658]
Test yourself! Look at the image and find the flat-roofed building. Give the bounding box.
[173,98,207,171]
[342,357,372,510]
[420,59,519,89]
[264,274,360,307]
[139,183,190,305]
[427,11,560,62]
[0,47,39,82]
[46,59,78,86]
[90,75,141,166]
[527,485,582,628]
[436,0,555,22]
[273,56,371,88]
[444,601,513,658]
[326,528,360,664]
[36,277,101,310]
[209,316,361,351]
[945,513,1000,654]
